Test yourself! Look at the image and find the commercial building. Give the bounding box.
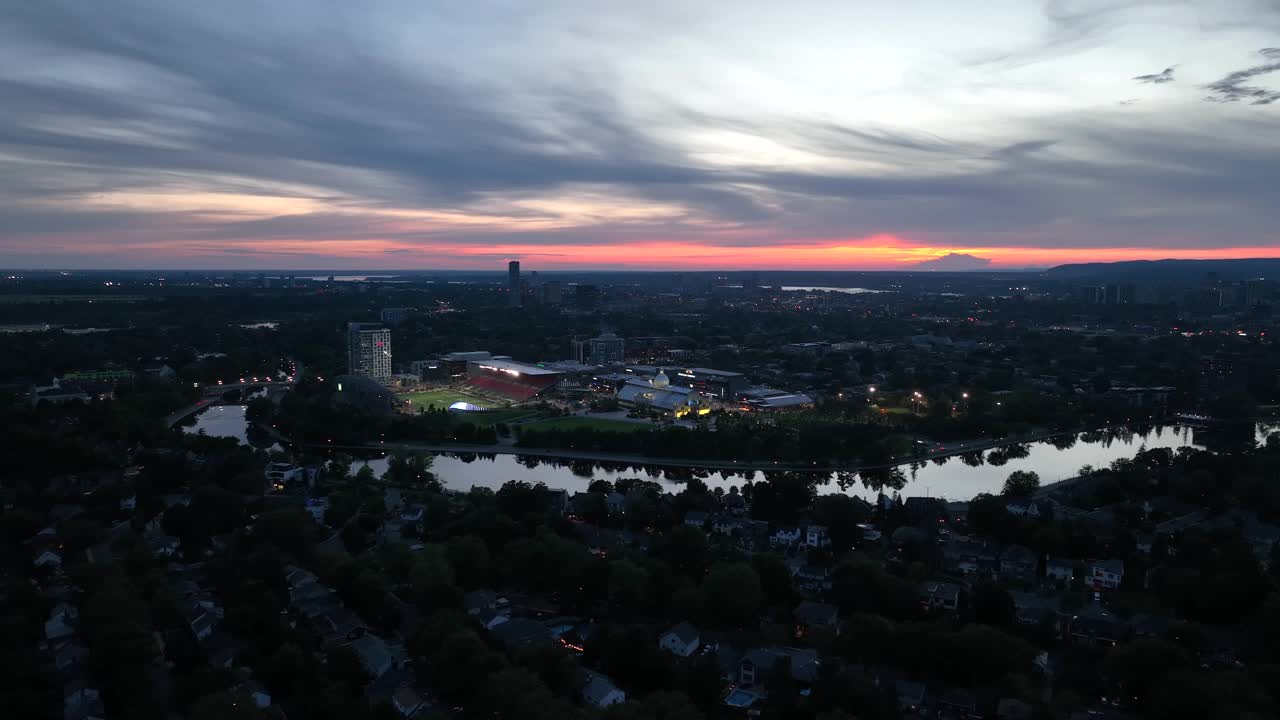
[541,280,563,306]
[574,332,626,365]
[379,307,412,325]
[739,388,815,412]
[440,351,492,381]
[666,367,748,399]
[614,371,708,418]
[508,261,521,307]
[346,323,392,382]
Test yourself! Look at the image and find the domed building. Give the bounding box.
[614,373,708,418]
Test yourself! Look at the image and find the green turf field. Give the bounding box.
[399,388,495,411]
[519,416,652,433]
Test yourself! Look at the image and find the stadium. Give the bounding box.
[464,358,563,402]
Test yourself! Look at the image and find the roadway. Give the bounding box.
[166,360,301,428]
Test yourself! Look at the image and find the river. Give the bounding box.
[181,404,1274,502]
[353,424,1276,503]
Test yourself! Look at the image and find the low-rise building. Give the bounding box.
[658,622,701,657]
[1045,557,1075,584]
[919,581,962,612]
[1087,559,1124,590]
[794,601,841,637]
[581,670,626,708]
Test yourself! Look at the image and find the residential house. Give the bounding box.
[144,530,180,558]
[1045,557,1075,584]
[1067,604,1126,647]
[737,647,821,691]
[805,525,831,548]
[185,599,222,642]
[943,537,984,576]
[45,603,78,643]
[63,679,104,720]
[237,678,272,709]
[605,492,627,515]
[793,564,833,594]
[581,671,626,708]
[489,617,550,650]
[34,549,63,570]
[315,608,370,647]
[919,581,962,613]
[52,639,89,674]
[464,590,499,616]
[1005,500,1041,518]
[352,634,396,678]
[659,622,701,657]
[1000,544,1037,582]
[1087,559,1124,590]
[1011,592,1062,627]
[855,523,883,542]
[545,489,570,516]
[794,601,841,637]
[771,526,802,547]
[684,511,709,528]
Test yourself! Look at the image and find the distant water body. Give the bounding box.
[781,286,887,294]
[303,275,403,281]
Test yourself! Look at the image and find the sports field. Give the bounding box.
[399,388,496,411]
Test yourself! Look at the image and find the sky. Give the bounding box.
[1,0,1279,271]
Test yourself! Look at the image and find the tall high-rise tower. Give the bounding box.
[508,261,521,307]
[347,323,392,382]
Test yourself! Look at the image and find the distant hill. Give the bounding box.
[910,253,993,271]
[1046,258,1280,282]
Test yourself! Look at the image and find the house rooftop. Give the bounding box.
[664,622,700,645]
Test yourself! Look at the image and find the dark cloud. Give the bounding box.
[1204,49,1280,105]
[2,1,1280,267]
[1133,67,1176,84]
[991,140,1058,158]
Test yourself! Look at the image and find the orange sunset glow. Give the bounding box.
[46,233,1280,271]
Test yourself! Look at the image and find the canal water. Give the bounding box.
[183,404,1274,502]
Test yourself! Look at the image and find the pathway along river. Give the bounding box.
[184,405,1276,502]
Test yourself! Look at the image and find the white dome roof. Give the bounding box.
[652,369,670,388]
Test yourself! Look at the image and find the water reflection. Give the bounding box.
[183,405,251,443]
[348,424,1270,502]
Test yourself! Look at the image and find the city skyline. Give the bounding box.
[3,2,1280,270]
